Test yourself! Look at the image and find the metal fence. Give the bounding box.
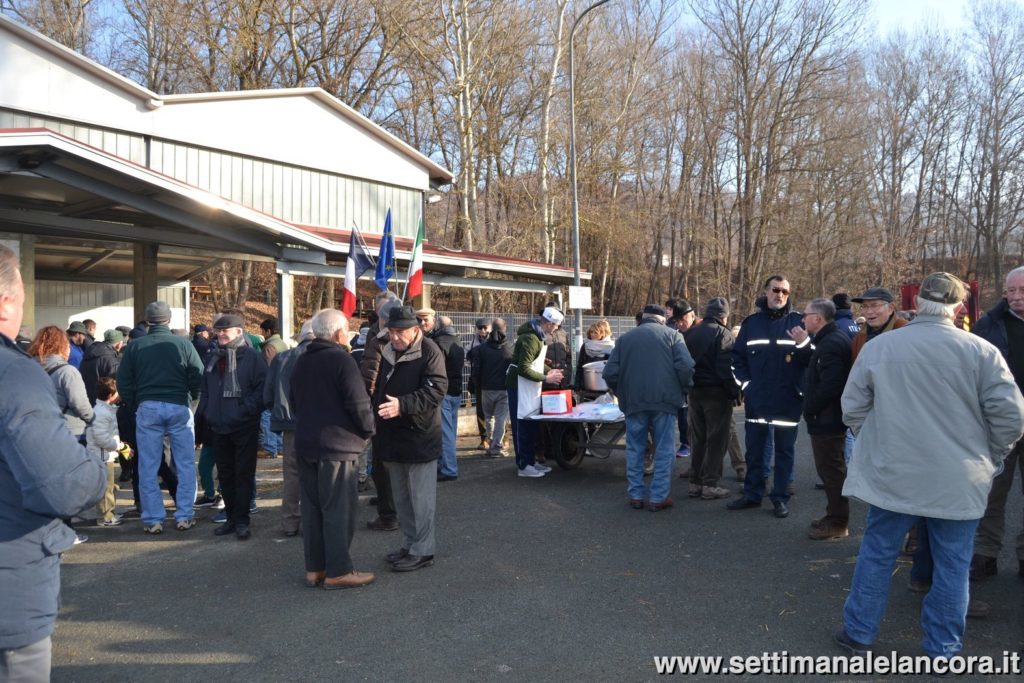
[443,311,636,406]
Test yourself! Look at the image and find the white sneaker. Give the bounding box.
[517,465,546,478]
[532,462,552,473]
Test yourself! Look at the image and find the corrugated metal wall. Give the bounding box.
[0,108,145,163]
[1,107,421,237]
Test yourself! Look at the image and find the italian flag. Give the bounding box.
[405,216,424,301]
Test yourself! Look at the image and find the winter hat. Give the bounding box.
[704,297,730,320]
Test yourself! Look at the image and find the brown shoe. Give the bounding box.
[304,571,326,588]
[646,498,674,512]
[323,571,375,590]
[808,520,849,540]
[480,438,491,450]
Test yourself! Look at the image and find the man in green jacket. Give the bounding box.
[117,301,204,534]
[505,307,565,478]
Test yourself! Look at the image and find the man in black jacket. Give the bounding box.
[373,306,447,572]
[197,312,267,540]
[419,310,465,482]
[290,309,375,589]
[683,298,738,500]
[970,265,1024,579]
[798,298,852,540]
[79,329,124,403]
[473,319,514,457]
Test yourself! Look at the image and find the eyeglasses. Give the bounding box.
[771,287,790,296]
[860,301,890,311]
[416,318,428,323]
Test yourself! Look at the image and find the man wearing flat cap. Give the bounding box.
[197,312,268,540]
[80,329,125,404]
[835,272,1024,661]
[117,301,205,534]
[506,306,566,478]
[604,304,694,510]
[850,287,906,362]
[371,306,447,572]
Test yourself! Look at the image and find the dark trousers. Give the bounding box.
[299,458,358,577]
[507,386,539,469]
[688,387,733,487]
[677,405,690,449]
[810,432,849,524]
[475,387,487,440]
[371,447,397,522]
[213,425,258,527]
[742,421,798,503]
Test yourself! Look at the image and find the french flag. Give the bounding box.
[342,228,374,316]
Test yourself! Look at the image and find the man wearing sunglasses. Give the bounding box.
[728,275,811,518]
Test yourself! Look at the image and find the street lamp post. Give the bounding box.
[569,0,611,361]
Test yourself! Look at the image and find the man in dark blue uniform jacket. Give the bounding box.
[728,275,812,518]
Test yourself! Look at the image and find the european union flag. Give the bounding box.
[374,208,396,291]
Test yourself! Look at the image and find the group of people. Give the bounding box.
[3,232,1024,678]
[594,271,1024,664]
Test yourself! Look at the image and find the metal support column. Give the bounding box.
[132,243,159,324]
[277,269,294,341]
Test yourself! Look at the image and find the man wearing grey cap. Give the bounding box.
[835,272,1024,662]
[117,301,205,534]
[604,304,695,510]
[682,298,737,500]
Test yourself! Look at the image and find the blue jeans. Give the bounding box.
[507,386,538,469]
[135,401,196,524]
[844,428,855,464]
[438,394,461,477]
[843,506,979,658]
[742,422,797,503]
[260,410,282,455]
[625,411,676,504]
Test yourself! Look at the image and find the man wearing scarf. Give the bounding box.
[197,313,268,540]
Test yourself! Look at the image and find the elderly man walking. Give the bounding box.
[970,265,1024,580]
[117,301,204,534]
[290,309,375,589]
[834,273,1024,662]
[603,304,695,511]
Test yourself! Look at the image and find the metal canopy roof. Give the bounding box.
[0,128,589,289]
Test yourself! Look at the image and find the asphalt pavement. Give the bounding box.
[52,414,1023,682]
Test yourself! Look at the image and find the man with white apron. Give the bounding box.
[505,307,565,478]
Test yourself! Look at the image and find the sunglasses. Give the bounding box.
[771,287,790,296]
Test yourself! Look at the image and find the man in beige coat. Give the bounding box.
[834,272,1024,664]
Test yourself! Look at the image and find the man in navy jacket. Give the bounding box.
[0,245,107,681]
[728,275,812,518]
